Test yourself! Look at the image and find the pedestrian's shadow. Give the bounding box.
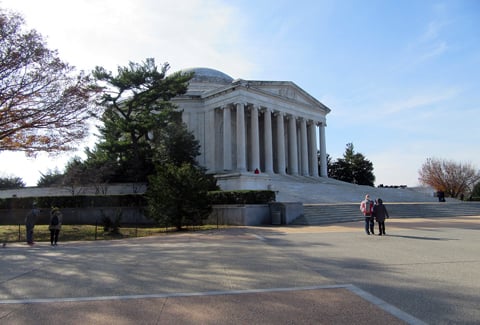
[386,234,456,241]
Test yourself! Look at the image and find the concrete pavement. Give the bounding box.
[1,216,479,324]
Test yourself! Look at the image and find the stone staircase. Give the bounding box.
[269,175,438,203]
[292,202,480,225]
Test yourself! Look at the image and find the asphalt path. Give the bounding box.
[1,216,479,324]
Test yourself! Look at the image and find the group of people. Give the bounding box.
[25,203,63,246]
[360,194,389,235]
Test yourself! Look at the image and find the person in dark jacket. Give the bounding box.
[49,207,63,246]
[25,202,40,245]
[373,198,389,236]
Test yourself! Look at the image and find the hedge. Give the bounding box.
[0,195,146,209]
[0,190,276,210]
[207,190,275,204]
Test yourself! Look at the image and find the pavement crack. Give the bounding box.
[156,297,168,325]
[0,267,41,285]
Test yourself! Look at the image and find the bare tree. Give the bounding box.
[0,8,99,155]
[418,158,480,198]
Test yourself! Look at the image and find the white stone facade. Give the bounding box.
[172,68,330,190]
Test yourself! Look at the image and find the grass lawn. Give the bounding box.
[0,224,223,243]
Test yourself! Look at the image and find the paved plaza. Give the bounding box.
[1,216,479,324]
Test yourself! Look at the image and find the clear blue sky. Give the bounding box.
[1,0,479,187]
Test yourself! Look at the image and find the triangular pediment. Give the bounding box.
[244,80,330,113]
[250,81,309,102]
[198,79,330,114]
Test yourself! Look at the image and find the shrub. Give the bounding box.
[208,190,275,204]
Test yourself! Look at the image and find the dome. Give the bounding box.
[180,67,234,95]
[183,67,234,84]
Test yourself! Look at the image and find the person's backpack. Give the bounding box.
[364,200,372,216]
[51,214,59,226]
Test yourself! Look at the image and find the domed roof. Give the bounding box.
[183,67,234,84]
[179,67,234,95]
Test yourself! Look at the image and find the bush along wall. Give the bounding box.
[0,191,276,226]
[0,195,147,210]
[208,190,275,205]
[0,190,275,210]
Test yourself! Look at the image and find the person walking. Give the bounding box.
[360,194,375,235]
[373,198,389,236]
[25,202,40,245]
[49,207,63,246]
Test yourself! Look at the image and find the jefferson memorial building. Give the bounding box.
[172,68,330,192]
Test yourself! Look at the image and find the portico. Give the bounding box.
[172,68,330,190]
[215,103,327,177]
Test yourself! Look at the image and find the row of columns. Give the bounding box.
[221,103,327,177]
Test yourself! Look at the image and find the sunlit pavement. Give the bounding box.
[1,216,479,324]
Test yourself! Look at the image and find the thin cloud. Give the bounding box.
[419,41,448,61]
[422,20,446,42]
[382,88,459,115]
[407,18,450,64]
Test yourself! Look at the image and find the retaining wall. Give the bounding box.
[0,203,303,226]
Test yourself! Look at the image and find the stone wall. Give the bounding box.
[0,203,304,226]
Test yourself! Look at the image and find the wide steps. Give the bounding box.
[293,202,480,225]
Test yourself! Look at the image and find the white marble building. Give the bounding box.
[172,68,331,191]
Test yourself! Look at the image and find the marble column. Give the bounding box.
[275,112,286,175]
[288,115,298,175]
[205,109,216,172]
[250,105,260,171]
[300,118,309,176]
[222,105,232,171]
[319,122,328,177]
[263,108,274,174]
[236,102,246,172]
[308,121,319,177]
